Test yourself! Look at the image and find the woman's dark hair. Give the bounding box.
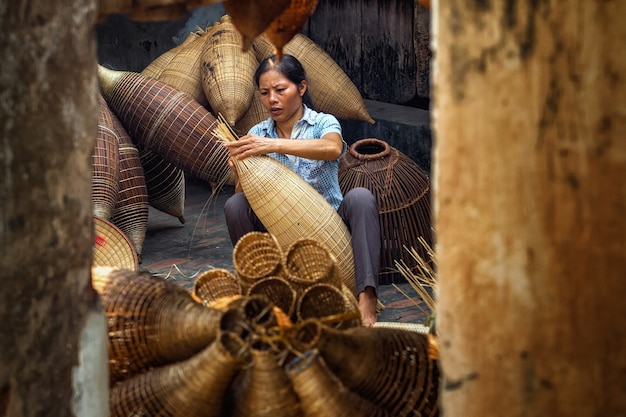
[254,54,313,107]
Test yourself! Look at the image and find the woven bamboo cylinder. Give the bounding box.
[286,349,390,417]
[230,345,302,417]
[288,320,440,417]
[296,283,360,329]
[232,231,284,288]
[246,275,297,319]
[222,0,292,51]
[283,238,340,291]
[91,267,224,385]
[109,112,149,259]
[253,33,374,124]
[263,0,320,61]
[109,331,248,417]
[201,15,258,126]
[338,138,433,285]
[235,89,268,135]
[93,217,139,272]
[193,268,242,307]
[93,94,120,219]
[219,295,279,343]
[139,147,186,223]
[232,155,357,294]
[98,65,233,189]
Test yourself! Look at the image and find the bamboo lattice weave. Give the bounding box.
[139,147,186,223]
[93,95,120,219]
[93,217,138,272]
[98,66,231,188]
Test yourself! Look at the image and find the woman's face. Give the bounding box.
[258,69,306,124]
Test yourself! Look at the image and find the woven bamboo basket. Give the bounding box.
[109,112,149,259]
[222,0,291,51]
[229,345,302,417]
[138,147,186,223]
[98,65,233,190]
[288,320,440,417]
[286,349,390,417]
[109,331,248,417]
[234,89,268,135]
[338,138,433,285]
[246,275,297,319]
[296,283,361,329]
[219,295,279,343]
[253,33,374,124]
[91,267,224,385]
[192,268,243,307]
[201,15,258,126]
[263,0,320,60]
[283,238,340,291]
[232,231,284,288]
[93,217,139,272]
[93,95,120,220]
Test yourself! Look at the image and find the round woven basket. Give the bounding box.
[284,238,339,290]
[192,268,242,307]
[296,283,360,328]
[339,137,432,285]
[93,216,138,271]
[232,231,284,287]
[246,275,298,318]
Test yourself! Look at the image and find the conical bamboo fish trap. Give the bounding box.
[93,94,120,220]
[93,217,139,272]
[253,33,374,124]
[142,29,210,108]
[91,267,224,385]
[219,295,280,342]
[296,283,361,329]
[201,15,258,126]
[109,112,149,259]
[246,276,297,319]
[230,345,302,417]
[214,119,356,294]
[283,238,340,291]
[263,0,320,60]
[288,320,440,417]
[98,65,233,190]
[192,268,243,307]
[338,138,433,284]
[222,0,292,51]
[232,231,284,288]
[286,349,391,417]
[235,89,268,135]
[139,147,186,223]
[109,331,248,417]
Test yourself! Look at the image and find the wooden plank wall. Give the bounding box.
[305,0,431,106]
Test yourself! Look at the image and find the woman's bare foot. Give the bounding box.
[359,286,378,327]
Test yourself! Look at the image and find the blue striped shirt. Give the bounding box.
[248,105,347,210]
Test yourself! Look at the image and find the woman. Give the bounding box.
[223,54,380,326]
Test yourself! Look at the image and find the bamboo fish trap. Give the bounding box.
[139,147,186,223]
[91,267,224,385]
[93,94,120,220]
[201,15,259,126]
[338,138,433,285]
[214,119,357,295]
[98,65,233,191]
[253,33,374,124]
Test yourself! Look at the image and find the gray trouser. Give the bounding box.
[224,187,380,295]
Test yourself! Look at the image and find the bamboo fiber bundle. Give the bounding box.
[91,267,224,385]
[283,238,340,291]
[109,331,249,417]
[98,65,233,190]
[253,33,374,124]
[93,217,139,272]
[192,268,242,307]
[235,89,268,135]
[201,15,259,126]
[222,0,292,51]
[289,320,440,417]
[338,138,433,285]
[232,231,284,288]
[215,117,357,294]
[246,276,297,319]
[296,283,360,329]
[142,29,210,108]
[263,0,320,61]
[139,147,186,223]
[230,345,302,417]
[286,349,390,417]
[109,113,149,259]
[93,95,120,219]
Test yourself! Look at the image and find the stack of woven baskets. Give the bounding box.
[93,14,374,270]
[93,232,440,417]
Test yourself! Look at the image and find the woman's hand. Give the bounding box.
[223,134,277,160]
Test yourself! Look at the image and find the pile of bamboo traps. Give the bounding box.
[93,253,440,417]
